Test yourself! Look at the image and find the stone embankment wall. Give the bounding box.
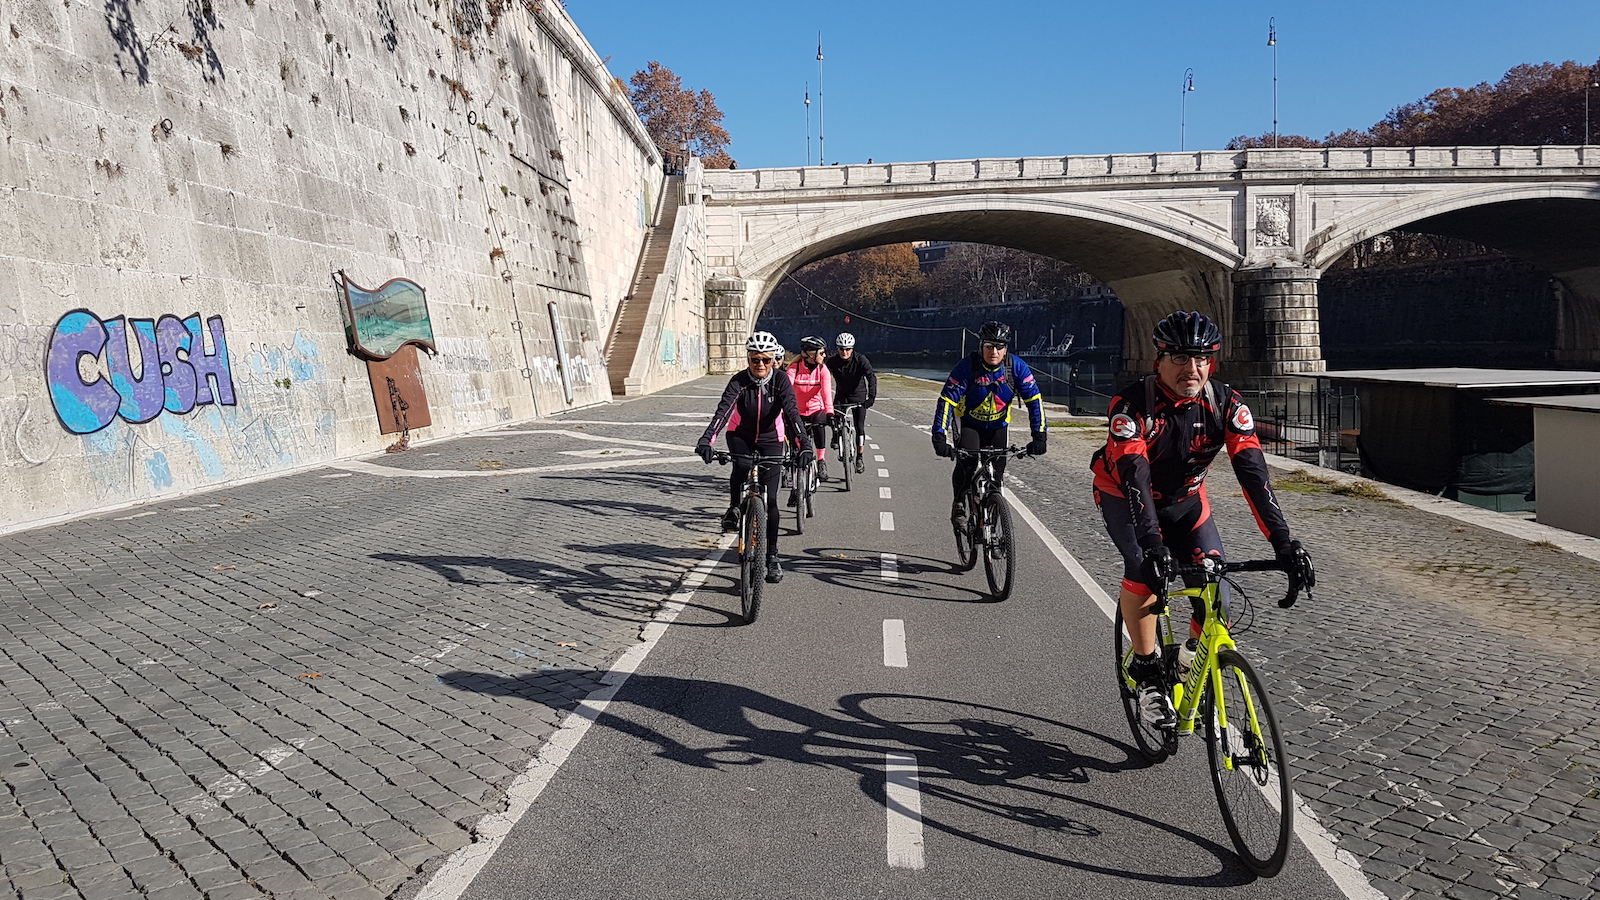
[0,0,661,531]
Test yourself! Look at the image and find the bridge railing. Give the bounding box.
[703,146,1600,193]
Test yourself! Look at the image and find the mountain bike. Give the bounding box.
[1113,550,1314,877]
[781,445,818,534]
[711,450,786,624]
[949,446,1029,601]
[832,406,860,492]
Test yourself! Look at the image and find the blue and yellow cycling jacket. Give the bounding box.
[932,353,1046,435]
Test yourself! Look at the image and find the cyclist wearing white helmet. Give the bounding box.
[697,331,816,584]
[825,332,877,475]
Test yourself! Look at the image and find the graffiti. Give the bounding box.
[437,336,493,408]
[46,309,236,435]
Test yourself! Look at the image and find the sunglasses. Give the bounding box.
[747,356,775,366]
[980,341,1008,351]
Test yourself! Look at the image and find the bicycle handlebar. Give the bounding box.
[949,446,1031,460]
[1156,550,1315,610]
[709,451,788,467]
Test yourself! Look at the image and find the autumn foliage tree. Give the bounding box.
[1228,58,1600,149]
[628,61,735,169]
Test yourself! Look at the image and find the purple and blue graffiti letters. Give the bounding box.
[46,309,237,435]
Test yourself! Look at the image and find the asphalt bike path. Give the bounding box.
[440,388,1349,899]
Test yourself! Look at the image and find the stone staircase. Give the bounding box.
[605,175,683,395]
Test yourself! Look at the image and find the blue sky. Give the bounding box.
[573,1,1600,168]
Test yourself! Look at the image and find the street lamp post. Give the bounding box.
[805,84,812,165]
[1267,18,1278,148]
[1180,68,1195,151]
[1588,70,1599,146]
[816,34,825,166]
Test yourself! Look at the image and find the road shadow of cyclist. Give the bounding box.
[435,669,1256,887]
[786,546,1001,604]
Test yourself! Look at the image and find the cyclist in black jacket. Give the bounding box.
[696,331,816,584]
[824,332,877,475]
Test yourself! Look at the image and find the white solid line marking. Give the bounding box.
[879,487,892,499]
[885,753,925,869]
[1001,487,1385,900]
[414,536,735,900]
[880,511,895,531]
[883,619,907,666]
[873,454,885,462]
[881,553,898,582]
[877,468,889,478]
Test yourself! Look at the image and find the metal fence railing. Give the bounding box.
[1240,383,1361,473]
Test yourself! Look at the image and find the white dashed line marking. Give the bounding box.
[873,454,885,462]
[877,468,890,478]
[879,487,892,499]
[882,618,907,666]
[880,511,895,531]
[885,753,925,869]
[869,443,880,450]
[880,553,898,581]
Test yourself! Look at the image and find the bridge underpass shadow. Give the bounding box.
[438,670,1256,887]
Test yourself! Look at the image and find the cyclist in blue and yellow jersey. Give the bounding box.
[931,321,1048,526]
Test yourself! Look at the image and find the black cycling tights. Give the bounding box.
[726,434,782,556]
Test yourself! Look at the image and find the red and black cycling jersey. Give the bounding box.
[699,368,814,451]
[1092,375,1289,551]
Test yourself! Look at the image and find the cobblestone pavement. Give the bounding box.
[0,388,726,900]
[3,375,1598,900]
[878,376,1600,900]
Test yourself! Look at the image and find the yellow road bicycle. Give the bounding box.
[1114,549,1314,877]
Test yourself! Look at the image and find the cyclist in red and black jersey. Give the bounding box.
[1094,311,1312,727]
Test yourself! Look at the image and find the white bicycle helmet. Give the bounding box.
[835,332,856,349]
[746,331,782,354]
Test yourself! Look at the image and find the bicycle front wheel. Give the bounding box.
[952,495,978,572]
[981,493,1016,600]
[1205,648,1292,877]
[792,470,805,535]
[740,499,765,624]
[840,438,854,492]
[1114,607,1173,763]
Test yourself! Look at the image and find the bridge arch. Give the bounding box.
[1307,184,1600,365]
[732,195,1244,373]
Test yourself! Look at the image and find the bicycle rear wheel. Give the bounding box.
[740,498,765,624]
[1114,608,1174,763]
[952,495,978,572]
[804,467,816,519]
[981,493,1016,600]
[1205,648,1292,876]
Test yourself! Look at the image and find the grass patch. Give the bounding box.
[1048,421,1103,429]
[1529,540,1562,551]
[1499,567,1521,575]
[1274,468,1333,493]
[1330,480,1393,502]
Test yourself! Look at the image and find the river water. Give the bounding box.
[875,352,1123,417]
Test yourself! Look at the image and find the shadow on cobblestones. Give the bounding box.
[437,669,1259,886]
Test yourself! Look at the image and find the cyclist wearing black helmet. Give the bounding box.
[1092,310,1312,727]
[932,321,1047,527]
[825,332,877,475]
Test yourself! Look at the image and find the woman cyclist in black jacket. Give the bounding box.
[696,331,816,584]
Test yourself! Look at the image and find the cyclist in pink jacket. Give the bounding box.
[786,336,836,487]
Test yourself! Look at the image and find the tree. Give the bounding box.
[628,61,735,169]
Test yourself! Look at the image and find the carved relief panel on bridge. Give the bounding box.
[1255,196,1293,247]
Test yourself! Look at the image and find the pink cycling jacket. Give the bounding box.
[785,358,835,418]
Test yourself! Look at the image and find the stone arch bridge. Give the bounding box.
[680,146,1600,380]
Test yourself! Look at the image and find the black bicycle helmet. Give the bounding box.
[799,335,827,352]
[978,321,1012,345]
[1151,311,1221,355]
